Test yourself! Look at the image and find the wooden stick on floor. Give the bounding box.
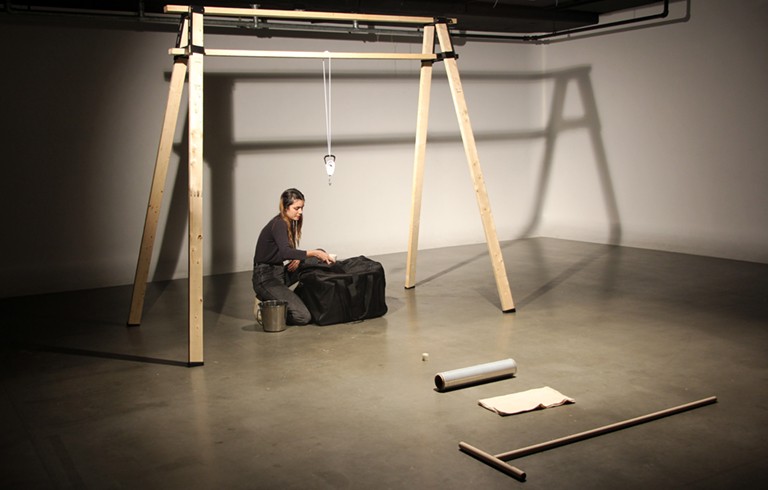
[459,396,718,481]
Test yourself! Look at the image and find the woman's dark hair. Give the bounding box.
[279,188,304,247]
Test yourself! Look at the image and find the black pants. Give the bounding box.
[252,261,316,325]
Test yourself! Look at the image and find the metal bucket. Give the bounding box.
[257,300,288,332]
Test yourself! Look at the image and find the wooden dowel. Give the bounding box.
[459,442,526,481]
[168,47,437,61]
[496,396,718,461]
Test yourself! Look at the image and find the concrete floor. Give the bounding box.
[1,237,767,489]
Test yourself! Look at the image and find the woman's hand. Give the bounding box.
[287,259,301,272]
[309,249,332,264]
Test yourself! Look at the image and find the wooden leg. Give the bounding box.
[435,24,515,312]
[127,58,188,326]
[405,25,435,289]
[187,10,205,366]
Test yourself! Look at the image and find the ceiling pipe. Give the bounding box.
[1,0,670,43]
[455,0,669,43]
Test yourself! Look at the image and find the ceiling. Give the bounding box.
[1,1,667,38]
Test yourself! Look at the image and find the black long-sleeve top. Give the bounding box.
[253,215,308,266]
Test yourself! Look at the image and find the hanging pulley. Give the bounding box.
[324,154,335,181]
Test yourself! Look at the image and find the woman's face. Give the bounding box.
[285,199,304,221]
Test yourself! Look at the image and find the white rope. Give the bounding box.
[322,53,335,184]
[322,54,332,157]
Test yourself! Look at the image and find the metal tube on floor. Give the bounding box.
[434,358,517,392]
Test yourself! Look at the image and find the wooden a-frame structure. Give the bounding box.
[128,5,515,366]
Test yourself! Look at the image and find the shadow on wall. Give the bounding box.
[521,65,622,244]
[148,66,620,291]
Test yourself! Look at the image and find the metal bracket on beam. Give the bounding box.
[435,51,458,62]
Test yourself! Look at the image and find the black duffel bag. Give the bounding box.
[295,256,387,326]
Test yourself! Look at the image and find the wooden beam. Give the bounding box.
[405,25,435,289]
[188,9,205,365]
[164,5,453,25]
[169,47,437,61]
[435,23,515,312]
[128,58,188,326]
[128,17,189,326]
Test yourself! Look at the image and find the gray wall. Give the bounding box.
[538,0,768,261]
[1,0,766,298]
